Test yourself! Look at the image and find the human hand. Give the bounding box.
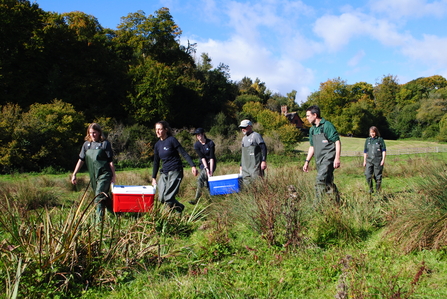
[261,161,267,170]
[334,158,341,169]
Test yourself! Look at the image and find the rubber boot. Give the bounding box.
[367,179,373,193]
[376,181,381,194]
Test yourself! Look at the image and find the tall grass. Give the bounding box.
[0,173,207,298]
[1,153,447,297]
[384,160,447,252]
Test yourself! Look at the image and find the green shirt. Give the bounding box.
[309,118,340,147]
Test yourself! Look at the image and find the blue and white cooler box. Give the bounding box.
[208,174,241,195]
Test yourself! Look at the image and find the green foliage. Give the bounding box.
[389,103,421,138]
[0,100,85,173]
[234,94,263,109]
[127,57,177,124]
[242,102,302,151]
[373,75,400,118]
[209,112,238,137]
[107,123,155,169]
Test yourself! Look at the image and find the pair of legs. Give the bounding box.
[365,162,383,193]
[157,170,185,213]
[93,174,113,223]
[191,168,208,204]
[314,159,339,205]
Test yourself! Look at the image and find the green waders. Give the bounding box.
[313,128,339,203]
[157,169,185,213]
[194,168,208,201]
[85,143,113,222]
[365,140,383,193]
[241,144,263,186]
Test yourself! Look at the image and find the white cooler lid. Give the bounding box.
[112,185,156,194]
[208,174,241,182]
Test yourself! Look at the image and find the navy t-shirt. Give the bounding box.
[152,136,195,178]
[194,138,217,171]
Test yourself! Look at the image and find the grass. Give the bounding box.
[296,136,447,155]
[1,141,447,298]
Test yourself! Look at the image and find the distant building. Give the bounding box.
[281,105,304,129]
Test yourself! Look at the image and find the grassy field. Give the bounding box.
[1,140,447,298]
[296,136,447,156]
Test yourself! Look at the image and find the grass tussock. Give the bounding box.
[384,162,447,253]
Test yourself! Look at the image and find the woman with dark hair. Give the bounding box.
[190,128,216,204]
[363,126,387,193]
[72,123,116,222]
[151,121,198,213]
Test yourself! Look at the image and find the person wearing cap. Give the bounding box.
[239,119,267,185]
[302,105,341,203]
[189,128,217,204]
[151,121,198,213]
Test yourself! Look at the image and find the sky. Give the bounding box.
[34,0,447,103]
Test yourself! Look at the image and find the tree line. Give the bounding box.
[1,0,446,173]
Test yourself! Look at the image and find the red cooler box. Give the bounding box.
[112,185,156,212]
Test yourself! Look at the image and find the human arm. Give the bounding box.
[303,146,314,172]
[71,159,84,185]
[381,150,386,166]
[363,139,368,167]
[208,159,215,176]
[152,145,160,185]
[208,140,216,176]
[334,140,341,169]
[177,143,198,176]
[109,161,116,184]
[259,142,267,170]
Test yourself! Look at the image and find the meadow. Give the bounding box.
[1,138,447,298]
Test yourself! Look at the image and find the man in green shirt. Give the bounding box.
[303,105,341,203]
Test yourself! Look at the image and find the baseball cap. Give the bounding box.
[193,128,205,135]
[239,119,253,128]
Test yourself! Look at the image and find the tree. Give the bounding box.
[127,57,177,125]
[242,102,302,150]
[1,100,85,172]
[0,0,46,106]
[373,75,400,118]
[115,8,191,66]
[304,78,349,121]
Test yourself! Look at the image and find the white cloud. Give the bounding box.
[402,34,447,65]
[369,0,447,19]
[188,34,314,101]
[313,12,412,51]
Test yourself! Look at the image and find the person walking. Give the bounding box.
[363,126,386,193]
[239,119,267,185]
[302,105,341,202]
[190,128,216,204]
[72,123,116,222]
[151,121,198,213]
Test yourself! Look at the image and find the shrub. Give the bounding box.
[1,100,85,173]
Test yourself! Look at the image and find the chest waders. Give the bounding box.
[85,143,113,222]
[365,138,383,193]
[241,144,263,185]
[312,126,338,202]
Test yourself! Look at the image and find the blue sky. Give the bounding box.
[34,0,447,103]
